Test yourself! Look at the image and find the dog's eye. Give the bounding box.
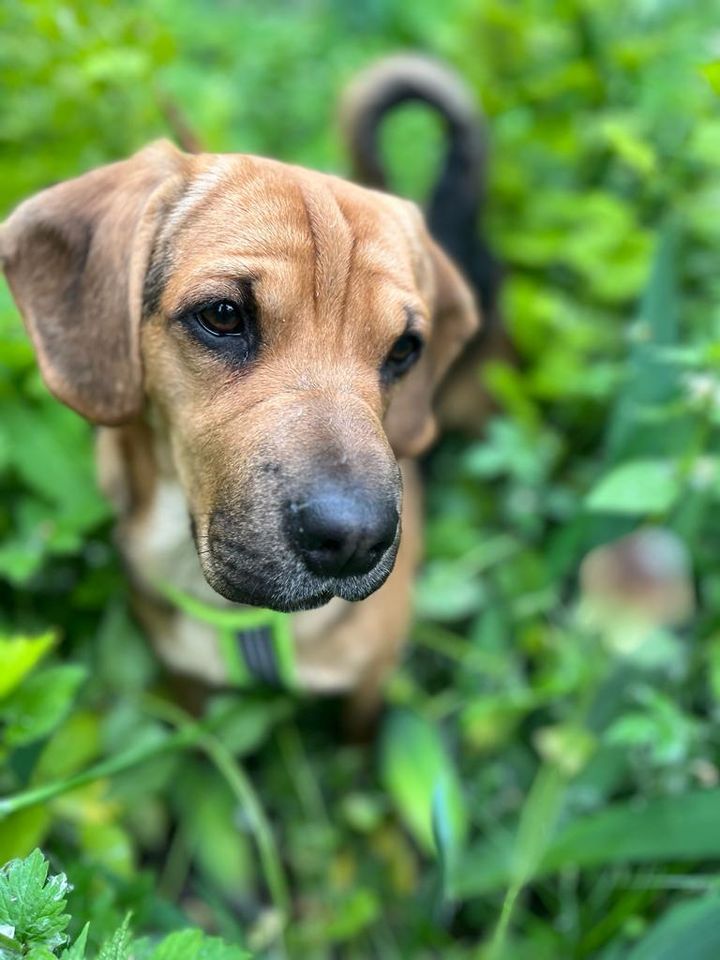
[194,300,247,336]
[383,333,423,379]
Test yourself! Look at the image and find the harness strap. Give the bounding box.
[155,581,297,689]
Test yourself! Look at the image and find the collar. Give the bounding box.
[155,581,297,690]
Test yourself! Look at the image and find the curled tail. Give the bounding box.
[340,54,500,319]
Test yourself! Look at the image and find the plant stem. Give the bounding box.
[200,733,291,918]
[142,696,291,949]
[0,697,290,955]
[0,727,198,818]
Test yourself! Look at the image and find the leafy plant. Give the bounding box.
[0,850,250,960]
[3,0,720,957]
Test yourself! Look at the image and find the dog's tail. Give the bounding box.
[340,54,500,317]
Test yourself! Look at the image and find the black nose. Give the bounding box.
[287,485,398,578]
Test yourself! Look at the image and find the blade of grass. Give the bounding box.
[485,765,567,960]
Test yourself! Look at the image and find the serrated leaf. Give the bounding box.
[0,849,70,953]
[25,947,56,960]
[97,915,131,960]
[60,923,89,960]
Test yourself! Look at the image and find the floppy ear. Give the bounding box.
[385,228,480,457]
[0,140,186,425]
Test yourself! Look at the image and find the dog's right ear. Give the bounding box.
[0,140,187,425]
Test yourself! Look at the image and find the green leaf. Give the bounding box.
[25,947,56,960]
[60,924,89,960]
[2,666,87,747]
[32,712,101,784]
[457,789,720,897]
[205,695,291,757]
[2,404,109,535]
[97,916,132,960]
[627,893,720,960]
[431,770,469,898]
[148,929,249,960]
[147,929,204,960]
[414,562,484,621]
[0,849,71,954]
[605,225,680,458]
[179,768,253,897]
[380,709,466,859]
[0,808,51,866]
[701,61,720,95]
[0,634,55,700]
[78,823,134,880]
[586,459,680,515]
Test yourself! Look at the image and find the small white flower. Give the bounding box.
[684,372,719,404]
[690,456,717,490]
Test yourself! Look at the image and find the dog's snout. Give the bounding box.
[287,485,398,578]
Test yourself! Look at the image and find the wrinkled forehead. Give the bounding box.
[151,154,431,325]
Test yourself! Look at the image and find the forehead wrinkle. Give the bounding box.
[165,156,246,235]
[296,173,355,332]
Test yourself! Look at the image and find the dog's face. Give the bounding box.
[1,142,478,611]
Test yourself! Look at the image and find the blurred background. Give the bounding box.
[2,0,720,957]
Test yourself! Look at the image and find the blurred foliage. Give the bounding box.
[3,0,720,957]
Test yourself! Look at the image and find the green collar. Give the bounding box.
[156,581,297,689]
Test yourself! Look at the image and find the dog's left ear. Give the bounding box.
[0,140,186,425]
[385,215,480,457]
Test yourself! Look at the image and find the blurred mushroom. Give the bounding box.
[579,528,695,649]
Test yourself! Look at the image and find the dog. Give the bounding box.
[1,134,480,725]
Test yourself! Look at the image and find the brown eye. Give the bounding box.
[194,300,245,336]
[382,332,423,380]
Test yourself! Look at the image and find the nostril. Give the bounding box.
[315,535,345,556]
[286,487,398,579]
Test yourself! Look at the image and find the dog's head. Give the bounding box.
[1,141,478,611]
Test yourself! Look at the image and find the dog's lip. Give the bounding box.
[208,573,335,613]
[203,558,394,612]
[200,524,399,612]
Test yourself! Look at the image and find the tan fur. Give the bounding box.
[1,142,479,715]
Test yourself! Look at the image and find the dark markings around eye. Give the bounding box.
[381,306,425,384]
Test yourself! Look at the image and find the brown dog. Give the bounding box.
[1,140,479,720]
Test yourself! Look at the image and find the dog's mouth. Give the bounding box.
[195,470,402,613]
[198,527,400,613]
